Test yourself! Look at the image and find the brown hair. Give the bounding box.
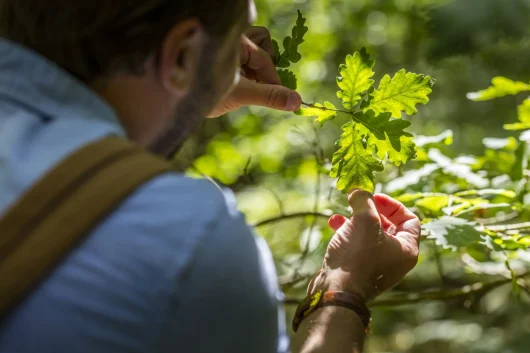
[0,0,247,82]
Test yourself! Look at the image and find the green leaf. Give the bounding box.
[518,97,530,122]
[295,102,337,124]
[278,69,297,90]
[467,77,530,101]
[272,39,281,64]
[509,140,528,181]
[336,48,375,110]
[503,122,530,131]
[354,110,416,165]
[504,98,530,130]
[330,122,384,192]
[423,217,488,251]
[276,10,308,68]
[366,69,434,118]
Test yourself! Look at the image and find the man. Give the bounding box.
[0,0,420,352]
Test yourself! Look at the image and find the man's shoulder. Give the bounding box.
[93,173,243,270]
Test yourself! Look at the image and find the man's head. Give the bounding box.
[0,0,253,156]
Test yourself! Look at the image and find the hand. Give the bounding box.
[208,26,302,118]
[309,190,421,302]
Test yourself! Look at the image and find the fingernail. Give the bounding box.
[286,93,301,111]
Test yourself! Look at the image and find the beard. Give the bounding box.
[147,42,219,160]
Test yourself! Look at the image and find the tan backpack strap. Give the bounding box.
[0,136,174,318]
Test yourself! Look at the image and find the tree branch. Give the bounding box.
[283,274,530,307]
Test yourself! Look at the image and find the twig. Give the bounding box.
[252,212,332,228]
[486,222,530,232]
[284,273,530,307]
[253,212,530,238]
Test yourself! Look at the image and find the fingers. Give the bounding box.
[373,194,417,228]
[374,194,421,254]
[240,36,281,85]
[328,214,347,231]
[245,26,276,59]
[231,77,302,111]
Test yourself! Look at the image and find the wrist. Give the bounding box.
[309,268,375,302]
[294,285,372,334]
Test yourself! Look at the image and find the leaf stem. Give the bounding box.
[302,101,360,115]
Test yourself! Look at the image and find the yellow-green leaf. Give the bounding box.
[467,77,530,101]
[367,69,434,118]
[295,102,337,124]
[503,98,530,130]
[518,97,530,123]
[330,122,384,192]
[336,48,375,110]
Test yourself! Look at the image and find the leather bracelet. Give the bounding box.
[292,290,371,333]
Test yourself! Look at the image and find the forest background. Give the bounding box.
[175,0,530,352]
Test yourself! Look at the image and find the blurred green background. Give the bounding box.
[176,0,530,352]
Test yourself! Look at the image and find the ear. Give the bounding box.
[158,19,206,97]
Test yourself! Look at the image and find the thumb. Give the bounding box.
[348,189,381,225]
[232,77,302,111]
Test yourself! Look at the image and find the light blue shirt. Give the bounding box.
[0,39,288,353]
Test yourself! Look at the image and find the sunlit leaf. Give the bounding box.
[296,102,337,125]
[367,69,435,118]
[450,203,513,217]
[330,122,384,192]
[518,98,530,122]
[454,189,517,198]
[504,98,530,130]
[467,77,530,101]
[417,195,452,216]
[355,110,417,165]
[336,48,375,110]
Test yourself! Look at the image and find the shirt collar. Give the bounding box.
[0,38,125,134]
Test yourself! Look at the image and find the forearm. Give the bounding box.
[291,306,365,353]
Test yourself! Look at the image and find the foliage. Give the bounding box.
[182,1,530,352]
[292,19,434,192]
[468,77,530,131]
[273,10,308,90]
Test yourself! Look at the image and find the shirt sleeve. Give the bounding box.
[158,187,288,353]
